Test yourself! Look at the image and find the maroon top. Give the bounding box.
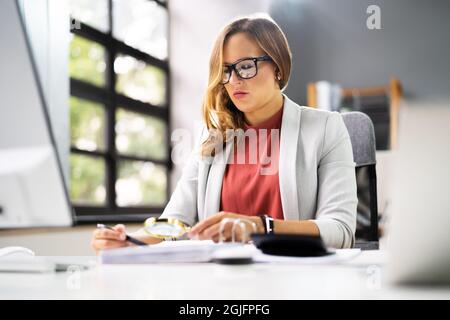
[220,106,284,220]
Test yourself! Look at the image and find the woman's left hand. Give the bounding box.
[188,211,264,243]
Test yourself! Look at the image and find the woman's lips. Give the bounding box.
[233,91,249,99]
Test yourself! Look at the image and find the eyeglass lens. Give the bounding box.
[222,59,257,83]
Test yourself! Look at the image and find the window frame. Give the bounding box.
[69,0,172,223]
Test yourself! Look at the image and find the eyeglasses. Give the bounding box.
[221,55,272,84]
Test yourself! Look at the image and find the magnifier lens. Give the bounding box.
[144,218,190,239]
[147,223,184,237]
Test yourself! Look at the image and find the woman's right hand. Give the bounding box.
[91,224,131,255]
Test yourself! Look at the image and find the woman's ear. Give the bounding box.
[274,68,281,81]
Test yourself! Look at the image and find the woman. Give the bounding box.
[91,14,357,253]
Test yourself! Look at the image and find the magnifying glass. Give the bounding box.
[144,217,191,240]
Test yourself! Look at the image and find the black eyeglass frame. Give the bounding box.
[221,55,273,84]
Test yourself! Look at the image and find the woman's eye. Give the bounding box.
[240,63,253,70]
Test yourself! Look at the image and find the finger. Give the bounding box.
[94,228,125,241]
[230,223,249,242]
[212,234,220,243]
[113,224,127,240]
[94,228,115,240]
[113,224,125,232]
[189,213,223,237]
[218,223,247,242]
[200,223,234,242]
[190,212,236,237]
[199,223,221,240]
[214,228,231,242]
[221,226,233,242]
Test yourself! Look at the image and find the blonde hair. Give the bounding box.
[200,14,292,157]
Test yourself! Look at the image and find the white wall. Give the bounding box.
[168,0,270,190]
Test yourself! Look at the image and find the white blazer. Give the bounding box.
[161,95,358,248]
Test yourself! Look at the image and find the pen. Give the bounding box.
[96,224,148,246]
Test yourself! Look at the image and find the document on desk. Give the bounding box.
[99,240,233,264]
[99,240,361,265]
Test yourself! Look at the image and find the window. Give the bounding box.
[69,0,170,222]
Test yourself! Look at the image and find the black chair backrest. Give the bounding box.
[341,112,379,245]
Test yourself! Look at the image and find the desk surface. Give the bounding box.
[1,250,449,299]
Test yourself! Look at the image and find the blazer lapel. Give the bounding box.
[202,137,233,219]
[279,95,301,220]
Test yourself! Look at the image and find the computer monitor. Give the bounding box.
[387,101,450,284]
[0,0,73,228]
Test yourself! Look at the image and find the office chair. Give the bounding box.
[341,112,379,250]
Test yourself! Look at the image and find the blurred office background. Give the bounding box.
[1,0,449,254]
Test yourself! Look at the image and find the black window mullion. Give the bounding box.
[115,94,168,119]
[70,79,109,105]
[106,0,117,214]
[117,154,168,167]
[165,4,173,198]
[115,42,168,70]
[72,21,168,70]
[71,147,107,159]
[71,21,110,47]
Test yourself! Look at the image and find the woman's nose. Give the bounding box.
[228,69,242,85]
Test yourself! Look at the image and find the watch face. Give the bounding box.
[266,216,274,233]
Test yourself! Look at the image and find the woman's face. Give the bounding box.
[222,32,279,114]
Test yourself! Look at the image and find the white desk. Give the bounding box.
[1,250,449,299]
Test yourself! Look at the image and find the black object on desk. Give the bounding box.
[251,234,331,257]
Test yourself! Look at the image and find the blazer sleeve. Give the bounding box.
[159,126,206,227]
[314,112,358,248]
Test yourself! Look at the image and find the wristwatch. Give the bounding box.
[260,214,274,234]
